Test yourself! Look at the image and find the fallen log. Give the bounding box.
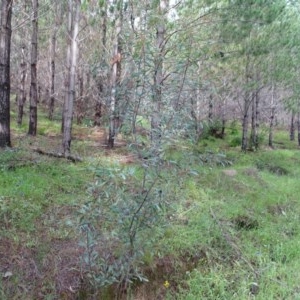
[32,148,82,163]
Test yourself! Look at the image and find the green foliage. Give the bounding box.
[2,120,300,299]
[0,149,88,233]
[255,151,292,175]
[200,120,224,140]
[229,136,242,147]
[78,161,172,290]
[169,146,300,299]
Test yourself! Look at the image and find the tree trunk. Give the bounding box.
[241,55,251,151]
[241,109,249,151]
[28,0,38,136]
[0,0,12,147]
[269,84,276,148]
[151,0,168,143]
[17,46,27,126]
[255,88,260,148]
[208,94,213,124]
[62,0,80,156]
[76,69,84,124]
[48,26,57,120]
[250,87,260,150]
[290,112,295,141]
[250,92,256,149]
[108,0,123,149]
[94,2,107,127]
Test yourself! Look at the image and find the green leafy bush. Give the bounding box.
[229,136,242,147]
[78,162,171,292]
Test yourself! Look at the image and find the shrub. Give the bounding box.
[78,161,171,293]
[229,136,242,147]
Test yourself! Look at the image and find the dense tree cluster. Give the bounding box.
[0,0,299,151]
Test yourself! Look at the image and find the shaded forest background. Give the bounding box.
[2,0,300,151]
[2,1,300,300]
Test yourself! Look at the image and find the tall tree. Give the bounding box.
[28,0,38,135]
[0,0,13,147]
[151,0,168,143]
[62,0,80,156]
[94,0,107,127]
[17,44,27,126]
[48,2,62,120]
[108,0,123,148]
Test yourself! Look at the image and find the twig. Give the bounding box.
[32,148,82,163]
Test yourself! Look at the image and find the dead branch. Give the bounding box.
[32,148,82,163]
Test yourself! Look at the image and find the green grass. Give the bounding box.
[2,111,300,299]
[159,146,300,300]
[0,150,90,236]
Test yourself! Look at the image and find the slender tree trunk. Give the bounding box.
[269,84,276,148]
[76,69,84,124]
[108,0,123,148]
[28,0,38,135]
[48,27,57,120]
[208,94,213,124]
[221,97,226,139]
[290,112,295,141]
[151,0,168,143]
[62,0,80,156]
[255,88,260,148]
[0,0,12,147]
[241,102,250,151]
[17,46,27,126]
[94,2,107,127]
[250,88,260,150]
[190,96,200,138]
[250,92,256,149]
[241,55,251,151]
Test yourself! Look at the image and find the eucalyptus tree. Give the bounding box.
[62,0,81,156]
[108,0,123,148]
[277,5,300,143]
[16,44,27,126]
[13,2,30,127]
[94,1,108,127]
[48,1,64,120]
[0,0,13,147]
[150,0,169,143]
[216,0,286,150]
[28,0,38,136]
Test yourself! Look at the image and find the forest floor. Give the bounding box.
[1,111,300,299]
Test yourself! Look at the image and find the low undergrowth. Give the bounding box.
[1,117,300,299]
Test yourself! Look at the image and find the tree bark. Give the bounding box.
[62,0,80,156]
[250,88,260,150]
[108,0,123,148]
[48,26,57,120]
[151,0,168,143]
[94,1,107,127]
[269,84,276,148]
[0,0,13,147]
[17,45,27,126]
[28,0,38,136]
[290,112,295,141]
[48,2,63,121]
[208,94,213,124]
[221,97,226,139]
[76,69,84,124]
[241,55,251,151]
